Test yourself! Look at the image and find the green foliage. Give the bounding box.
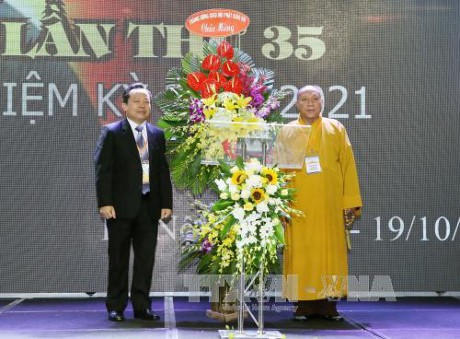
[221,215,236,238]
[275,224,285,244]
[181,52,201,75]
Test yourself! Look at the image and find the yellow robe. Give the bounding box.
[283,117,362,301]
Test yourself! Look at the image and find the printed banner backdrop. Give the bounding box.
[0,0,459,294]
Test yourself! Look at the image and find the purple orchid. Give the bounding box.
[189,98,205,123]
[201,239,213,253]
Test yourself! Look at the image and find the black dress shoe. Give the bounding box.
[108,310,124,322]
[293,315,308,321]
[134,309,160,320]
[324,314,344,321]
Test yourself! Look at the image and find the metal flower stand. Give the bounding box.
[218,256,283,339]
[201,121,310,339]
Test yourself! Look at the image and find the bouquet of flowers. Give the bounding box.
[155,39,290,195]
[179,157,299,275]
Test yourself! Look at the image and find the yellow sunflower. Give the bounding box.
[231,170,247,185]
[262,168,278,185]
[251,188,266,204]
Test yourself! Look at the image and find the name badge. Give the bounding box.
[142,160,150,184]
[305,155,321,174]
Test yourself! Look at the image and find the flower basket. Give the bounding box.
[155,39,291,195]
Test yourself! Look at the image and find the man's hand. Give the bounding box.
[280,216,290,229]
[344,207,361,230]
[161,208,173,222]
[100,205,116,219]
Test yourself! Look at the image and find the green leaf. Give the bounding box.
[221,215,236,238]
[218,159,232,176]
[274,223,285,244]
[235,156,244,169]
[154,88,189,114]
[182,52,201,74]
[197,253,213,273]
[165,68,183,85]
[157,118,188,132]
[235,49,255,68]
[190,152,203,174]
[265,110,286,123]
[212,200,234,212]
[191,173,206,196]
[178,249,201,270]
[203,39,218,56]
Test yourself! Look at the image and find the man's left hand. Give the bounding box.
[161,208,173,222]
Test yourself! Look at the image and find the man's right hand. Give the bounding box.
[100,205,116,219]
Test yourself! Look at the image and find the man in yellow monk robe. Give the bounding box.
[283,85,362,321]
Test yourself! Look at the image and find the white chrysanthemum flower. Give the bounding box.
[245,159,263,173]
[215,178,227,191]
[240,189,251,199]
[228,183,239,194]
[266,184,277,195]
[220,192,229,199]
[232,206,246,220]
[256,201,270,213]
[246,174,263,188]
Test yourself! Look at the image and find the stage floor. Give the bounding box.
[0,296,459,338]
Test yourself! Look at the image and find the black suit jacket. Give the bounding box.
[94,119,173,220]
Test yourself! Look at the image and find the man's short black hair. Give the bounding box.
[122,83,152,104]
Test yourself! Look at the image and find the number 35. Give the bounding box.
[262,26,325,60]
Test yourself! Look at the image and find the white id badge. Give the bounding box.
[305,155,321,174]
[141,161,150,184]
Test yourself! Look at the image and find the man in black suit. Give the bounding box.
[94,83,173,322]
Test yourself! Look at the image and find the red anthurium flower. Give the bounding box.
[186,72,207,91]
[221,60,240,77]
[217,40,234,59]
[200,79,219,98]
[223,77,243,94]
[208,71,226,87]
[202,54,221,71]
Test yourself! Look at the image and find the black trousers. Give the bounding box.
[105,198,158,313]
[295,299,339,317]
